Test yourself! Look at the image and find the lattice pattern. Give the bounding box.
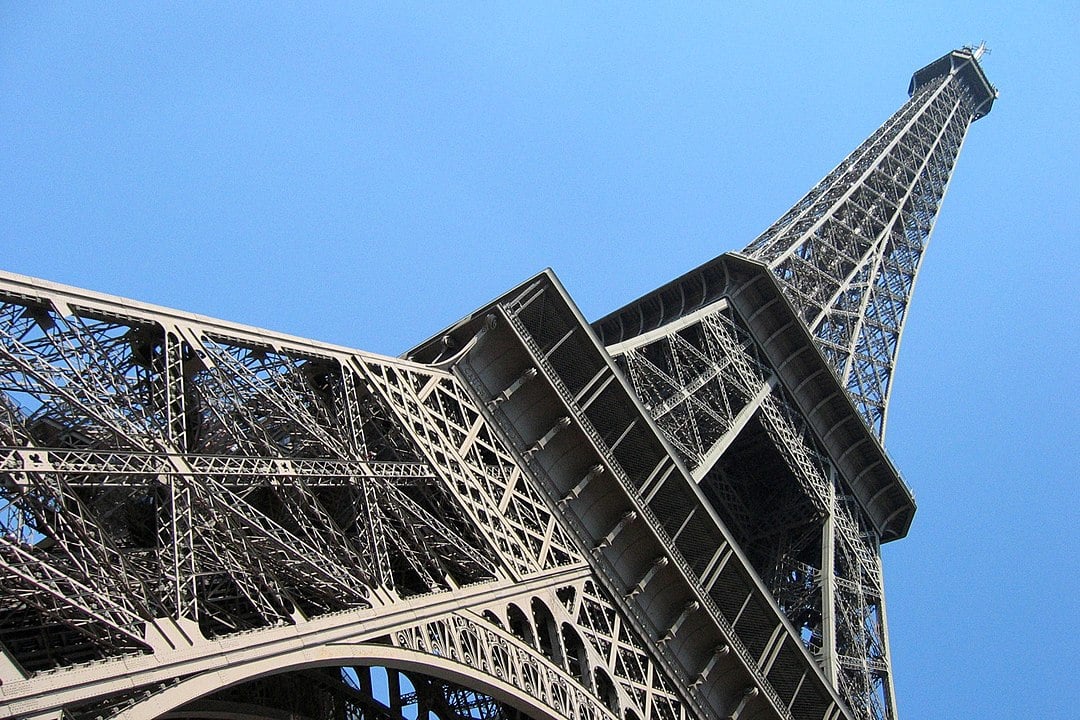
[0,287,586,679]
[395,611,619,720]
[610,305,895,720]
[0,47,994,720]
[743,49,990,437]
[359,359,582,577]
[616,312,751,470]
[393,580,691,720]
[559,579,688,720]
[0,279,717,720]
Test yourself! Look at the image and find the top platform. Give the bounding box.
[909,45,998,120]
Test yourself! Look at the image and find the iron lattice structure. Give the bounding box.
[742,46,996,438]
[0,48,993,720]
[594,47,994,720]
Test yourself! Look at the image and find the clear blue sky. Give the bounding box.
[2,3,1077,717]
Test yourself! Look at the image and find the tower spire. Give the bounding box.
[593,48,995,720]
[742,47,996,437]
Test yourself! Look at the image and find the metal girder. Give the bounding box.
[0,46,993,720]
[591,48,995,720]
[0,268,847,720]
[414,271,850,720]
[607,299,895,720]
[742,46,995,438]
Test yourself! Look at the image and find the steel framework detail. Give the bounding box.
[0,47,993,720]
[592,47,994,720]
[742,46,996,438]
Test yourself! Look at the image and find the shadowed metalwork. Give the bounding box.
[0,47,992,720]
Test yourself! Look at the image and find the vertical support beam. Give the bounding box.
[163,325,199,624]
[821,468,839,686]
[356,665,373,698]
[340,367,393,591]
[387,668,403,717]
[415,676,432,720]
[876,539,900,720]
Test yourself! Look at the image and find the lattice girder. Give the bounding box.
[741,47,994,437]
[606,295,893,714]
[0,269,850,720]
[590,51,994,717]
[594,251,928,720]
[417,270,848,719]
[0,47,994,720]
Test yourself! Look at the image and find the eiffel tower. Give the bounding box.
[0,47,994,720]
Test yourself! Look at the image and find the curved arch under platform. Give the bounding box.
[115,643,615,720]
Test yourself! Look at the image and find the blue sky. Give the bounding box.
[2,3,1077,717]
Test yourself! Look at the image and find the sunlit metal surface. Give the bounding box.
[0,48,992,720]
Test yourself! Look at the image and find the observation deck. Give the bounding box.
[909,45,998,119]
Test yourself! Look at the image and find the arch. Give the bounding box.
[593,667,620,716]
[531,597,562,665]
[483,608,506,629]
[114,631,618,720]
[561,623,589,688]
[508,602,536,646]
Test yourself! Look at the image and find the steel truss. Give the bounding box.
[743,46,995,438]
[593,47,994,720]
[608,305,894,720]
[0,47,992,720]
[0,270,848,720]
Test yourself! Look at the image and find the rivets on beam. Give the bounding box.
[594,510,637,550]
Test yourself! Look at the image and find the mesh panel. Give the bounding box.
[547,331,600,397]
[709,563,750,625]
[584,383,626,447]
[673,511,724,577]
[734,595,774,659]
[612,422,663,486]
[767,637,807,706]
[646,478,696,541]
[514,290,575,356]
[790,679,833,719]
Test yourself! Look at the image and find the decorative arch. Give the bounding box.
[114,614,620,720]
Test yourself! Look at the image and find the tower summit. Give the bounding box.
[743,45,996,437]
[0,49,993,720]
